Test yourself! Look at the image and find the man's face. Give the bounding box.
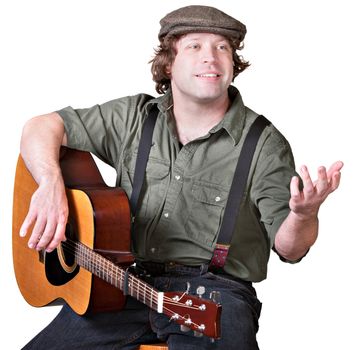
[169,33,234,104]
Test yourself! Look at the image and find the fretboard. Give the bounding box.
[62,239,162,312]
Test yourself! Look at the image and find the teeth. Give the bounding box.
[197,74,219,78]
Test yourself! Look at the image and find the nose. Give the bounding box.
[201,46,216,64]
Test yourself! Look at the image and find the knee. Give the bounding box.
[222,297,260,339]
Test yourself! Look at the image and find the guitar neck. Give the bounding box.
[61,239,221,339]
[63,239,162,312]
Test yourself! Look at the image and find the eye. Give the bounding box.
[187,43,200,50]
[217,44,230,51]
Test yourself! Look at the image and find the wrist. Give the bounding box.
[289,209,319,224]
[38,165,64,187]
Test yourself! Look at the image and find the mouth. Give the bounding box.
[195,73,221,78]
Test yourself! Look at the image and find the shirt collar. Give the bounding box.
[147,90,173,113]
[213,85,246,146]
[148,85,246,146]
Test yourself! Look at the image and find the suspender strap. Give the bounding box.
[217,115,270,243]
[209,115,270,270]
[129,104,159,218]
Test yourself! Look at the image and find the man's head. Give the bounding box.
[151,5,249,94]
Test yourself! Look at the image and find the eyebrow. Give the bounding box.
[182,35,229,43]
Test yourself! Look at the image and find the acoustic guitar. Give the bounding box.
[12,147,221,339]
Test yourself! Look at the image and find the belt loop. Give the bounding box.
[200,263,209,275]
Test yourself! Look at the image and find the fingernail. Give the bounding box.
[28,243,34,249]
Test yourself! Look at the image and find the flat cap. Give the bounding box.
[159,5,246,42]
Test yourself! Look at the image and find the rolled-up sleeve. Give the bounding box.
[56,94,152,167]
[251,126,298,248]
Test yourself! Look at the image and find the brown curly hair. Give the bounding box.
[150,35,250,94]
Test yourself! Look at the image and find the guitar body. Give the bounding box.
[12,147,133,314]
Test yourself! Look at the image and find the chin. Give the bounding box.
[194,91,226,102]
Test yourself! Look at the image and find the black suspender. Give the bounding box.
[216,115,270,243]
[130,104,270,268]
[130,105,159,218]
[209,115,270,270]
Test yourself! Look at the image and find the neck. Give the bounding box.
[172,92,230,145]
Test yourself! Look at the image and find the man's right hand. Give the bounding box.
[20,176,69,252]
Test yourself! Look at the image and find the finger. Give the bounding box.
[300,165,314,198]
[45,221,67,253]
[330,171,342,191]
[327,161,344,179]
[35,219,57,251]
[290,175,301,199]
[27,216,46,249]
[20,211,37,238]
[315,166,329,195]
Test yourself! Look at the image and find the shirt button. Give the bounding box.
[175,175,181,180]
[164,212,169,218]
[215,196,221,202]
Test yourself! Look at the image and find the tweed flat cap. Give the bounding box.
[159,5,246,42]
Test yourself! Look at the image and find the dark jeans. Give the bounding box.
[22,264,262,350]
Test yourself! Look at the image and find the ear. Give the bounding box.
[165,63,172,77]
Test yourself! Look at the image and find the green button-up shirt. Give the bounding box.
[58,86,297,282]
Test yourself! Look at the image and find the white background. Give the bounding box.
[1,0,352,349]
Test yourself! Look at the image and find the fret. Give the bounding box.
[128,277,132,298]
[70,240,162,312]
[106,259,113,284]
[101,255,107,281]
[109,261,113,286]
[130,275,135,298]
[131,276,137,299]
[137,278,140,300]
[111,267,116,284]
[117,267,122,288]
[131,278,135,298]
[112,266,118,288]
[119,274,124,290]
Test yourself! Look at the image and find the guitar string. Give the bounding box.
[56,240,210,333]
[60,239,166,308]
[62,240,206,331]
[60,239,208,311]
[61,240,158,302]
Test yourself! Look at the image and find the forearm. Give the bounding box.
[20,112,67,184]
[19,112,70,251]
[274,211,319,262]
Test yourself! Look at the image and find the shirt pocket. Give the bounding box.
[142,159,170,218]
[184,181,228,249]
[120,153,170,219]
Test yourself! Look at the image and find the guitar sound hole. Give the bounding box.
[45,222,80,286]
[61,222,76,266]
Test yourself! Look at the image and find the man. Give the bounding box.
[19,5,342,350]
